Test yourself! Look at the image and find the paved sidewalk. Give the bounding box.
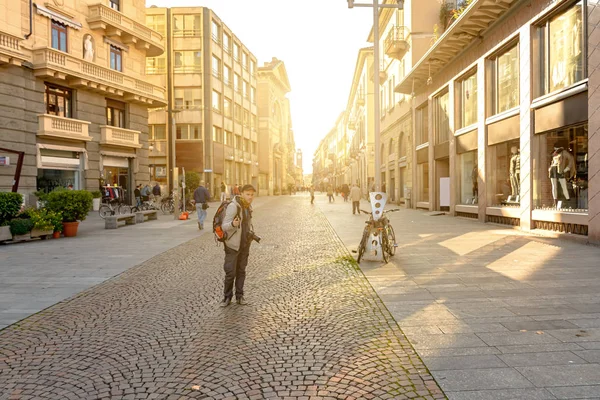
[0,195,445,400]
[318,192,600,400]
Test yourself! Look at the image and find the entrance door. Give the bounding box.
[435,158,450,211]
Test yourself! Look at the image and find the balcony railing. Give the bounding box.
[385,26,410,60]
[0,29,27,66]
[32,47,167,107]
[37,114,92,142]
[87,4,164,57]
[100,126,142,148]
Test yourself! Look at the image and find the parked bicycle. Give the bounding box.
[159,191,195,215]
[356,208,399,263]
[98,198,132,219]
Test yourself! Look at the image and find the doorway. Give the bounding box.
[435,158,450,211]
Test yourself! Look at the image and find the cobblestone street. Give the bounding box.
[0,196,445,400]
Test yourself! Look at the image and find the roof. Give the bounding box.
[258,57,292,93]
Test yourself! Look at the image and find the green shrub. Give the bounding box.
[46,190,93,222]
[9,218,33,235]
[91,190,102,199]
[25,208,60,231]
[0,192,23,225]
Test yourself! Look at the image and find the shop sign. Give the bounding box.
[0,156,10,166]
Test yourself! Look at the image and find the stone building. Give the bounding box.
[0,0,166,204]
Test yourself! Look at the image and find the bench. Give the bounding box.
[135,210,158,224]
[105,213,136,229]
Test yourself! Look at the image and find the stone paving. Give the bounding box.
[320,192,600,400]
[0,196,445,400]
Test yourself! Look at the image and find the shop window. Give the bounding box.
[51,21,67,52]
[487,139,520,206]
[146,15,165,36]
[106,99,126,128]
[174,88,201,110]
[174,51,201,73]
[110,45,122,72]
[533,123,587,211]
[415,103,428,146]
[146,57,166,74]
[493,44,519,114]
[458,150,478,204]
[418,163,429,202]
[458,71,477,128]
[212,90,221,112]
[433,90,450,144]
[538,1,584,95]
[45,83,72,118]
[109,0,120,11]
[173,14,201,37]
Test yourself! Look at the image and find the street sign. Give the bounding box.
[203,169,213,173]
[0,156,9,166]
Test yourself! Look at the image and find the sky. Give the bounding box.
[146,0,374,173]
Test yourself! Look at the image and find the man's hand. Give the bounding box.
[233,216,240,228]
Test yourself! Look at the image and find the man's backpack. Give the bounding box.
[213,200,240,243]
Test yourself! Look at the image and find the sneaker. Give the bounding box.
[236,297,248,305]
[220,297,232,307]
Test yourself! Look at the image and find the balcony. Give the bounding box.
[368,64,387,84]
[385,26,410,60]
[100,126,142,149]
[87,4,164,57]
[0,30,28,66]
[32,47,167,107]
[37,114,92,142]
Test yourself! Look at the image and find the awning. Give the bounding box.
[35,4,82,30]
[104,37,129,52]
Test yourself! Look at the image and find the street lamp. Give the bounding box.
[348,0,404,191]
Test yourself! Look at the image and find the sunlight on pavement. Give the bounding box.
[439,232,504,256]
[486,241,560,281]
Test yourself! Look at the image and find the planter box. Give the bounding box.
[0,226,11,241]
[12,233,31,242]
[31,228,53,239]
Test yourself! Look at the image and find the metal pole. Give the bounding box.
[373,0,381,191]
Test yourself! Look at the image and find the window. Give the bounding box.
[458,150,478,205]
[235,135,242,150]
[109,0,120,11]
[250,60,256,75]
[176,124,201,140]
[252,142,257,154]
[174,51,201,73]
[146,15,166,36]
[418,163,429,202]
[233,42,240,61]
[212,126,223,142]
[51,21,67,52]
[487,138,520,206]
[243,110,249,126]
[106,99,126,128]
[173,14,201,37]
[234,104,241,122]
[242,52,248,70]
[174,88,201,110]
[539,1,584,95]
[533,124,587,211]
[243,138,250,152]
[250,87,256,103]
[110,45,122,72]
[243,81,249,99]
[433,90,450,144]
[224,97,232,118]
[223,33,231,53]
[146,57,166,74]
[458,72,477,128]
[493,44,519,114]
[212,90,221,112]
[234,74,241,93]
[211,20,221,43]
[416,103,428,146]
[224,131,233,146]
[45,83,72,118]
[150,125,166,140]
[212,55,221,78]
[223,65,232,86]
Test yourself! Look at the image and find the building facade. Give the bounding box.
[145,6,258,195]
[0,0,166,204]
[257,58,298,195]
[395,0,598,241]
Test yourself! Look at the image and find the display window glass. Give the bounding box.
[533,123,587,211]
[487,139,520,206]
[495,45,519,113]
[37,169,79,192]
[459,72,477,128]
[458,150,478,205]
[418,163,429,202]
[434,91,450,144]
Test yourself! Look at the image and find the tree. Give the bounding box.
[183,171,201,200]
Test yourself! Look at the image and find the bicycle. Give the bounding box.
[98,198,132,219]
[356,208,399,263]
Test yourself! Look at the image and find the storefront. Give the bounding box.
[100,153,134,205]
[36,144,87,193]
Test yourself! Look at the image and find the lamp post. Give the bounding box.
[348,0,403,191]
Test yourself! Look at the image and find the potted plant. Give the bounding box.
[46,190,93,237]
[9,217,34,241]
[0,192,23,242]
[49,210,63,238]
[26,208,57,239]
[91,190,102,211]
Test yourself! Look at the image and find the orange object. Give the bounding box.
[179,214,187,220]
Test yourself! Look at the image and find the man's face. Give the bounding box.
[240,189,255,205]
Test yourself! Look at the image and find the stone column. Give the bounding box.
[448,80,457,215]
[519,23,533,231]
[477,58,487,222]
[588,0,600,243]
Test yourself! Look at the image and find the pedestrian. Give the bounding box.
[152,182,161,198]
[220,184,257,306]
[140,183,151,202]
[326,184,334,203]
[350,183,361,215]
[220,181,227,202]
[67,184,74,190]
[193,181,210,230]
[341,183,350,203]
[309,186,315,205]
[134,184,142,207]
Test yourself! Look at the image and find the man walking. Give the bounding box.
[350,183,362,215]
[220,184,256,306]
[309,186,315,205]
[193,181,210,230]
[152,182,161,198]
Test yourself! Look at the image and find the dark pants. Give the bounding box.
[310,195,314,204]
[352,201,360,214]
[223,244,250,299]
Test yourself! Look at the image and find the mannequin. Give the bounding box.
[548,145,575,206]
[509,146,520,200]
